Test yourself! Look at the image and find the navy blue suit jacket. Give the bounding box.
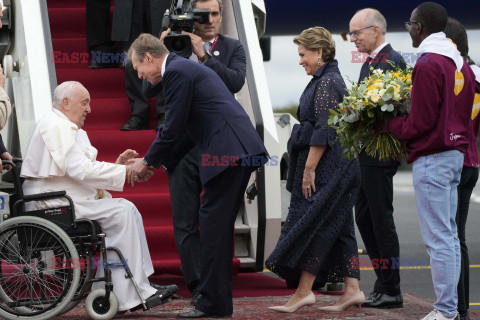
[143,33,246,96]
[143,53,267,184]
[203,33,246,93]
[358,43,407,166]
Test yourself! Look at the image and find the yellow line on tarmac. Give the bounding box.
[264,265,480,273]
[360,265,480,271]
[470,303,480,306]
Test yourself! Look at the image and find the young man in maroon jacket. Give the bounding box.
[386,3,476,320]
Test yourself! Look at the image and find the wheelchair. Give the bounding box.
[0,160,149,320]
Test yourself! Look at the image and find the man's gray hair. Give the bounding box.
[52,81,84,109]
[357,8,387,35]
[128,33,169,62]
[190,0,223,14]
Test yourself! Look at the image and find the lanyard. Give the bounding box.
[209,34,219,52]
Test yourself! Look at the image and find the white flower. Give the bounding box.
[371,94,381,103]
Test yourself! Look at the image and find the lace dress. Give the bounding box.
[266,60,361,283]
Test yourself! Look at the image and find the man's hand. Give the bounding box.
[0,65,6,89]
[126,158,149,187]
[181,31,206,57]
[116,149,138,165]
[1,152,13,172]
[160,28,171,44]
[144,166,155,182]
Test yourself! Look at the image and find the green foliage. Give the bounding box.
[273,105,298,120]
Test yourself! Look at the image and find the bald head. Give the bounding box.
[349,8,387,54]
[351,9,387,34]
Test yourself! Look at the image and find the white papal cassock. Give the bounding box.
[20,109,157,311]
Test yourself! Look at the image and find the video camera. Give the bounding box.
[162,0,210,58]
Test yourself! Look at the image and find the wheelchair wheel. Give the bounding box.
[85,289,119,320]
[61,249,94,314]
[0,216,81,320]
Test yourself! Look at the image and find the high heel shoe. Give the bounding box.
[268,292,316,313]
[319,291,365,312]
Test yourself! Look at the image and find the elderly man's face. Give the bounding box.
[132,51,163,85]
[349,13,379,55]
[194,0,222,41]
[63,85,91,128]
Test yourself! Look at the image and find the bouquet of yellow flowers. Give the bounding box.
[328,66,413,161]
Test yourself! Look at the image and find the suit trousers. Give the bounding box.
[86,0,111,50]
[456,166,479,315]
[125,61,165,120]
[195,164,252,316]
[355,163,401,295]
[168,147,202,293]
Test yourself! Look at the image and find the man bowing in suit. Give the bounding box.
[153,0,246,304]
[127,34,268,318]
[348,8,406,309]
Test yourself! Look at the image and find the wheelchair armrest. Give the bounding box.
[22,191,67,202]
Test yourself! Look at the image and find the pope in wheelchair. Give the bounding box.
[0,81,177,320]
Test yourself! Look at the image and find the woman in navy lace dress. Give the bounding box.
[266,27,364,313]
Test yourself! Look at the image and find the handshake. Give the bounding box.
[116,149,155,187]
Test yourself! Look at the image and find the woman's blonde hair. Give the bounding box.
[294,27,336,62]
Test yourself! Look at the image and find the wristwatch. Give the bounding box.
[199,51,210,63]
[142,158,149,166]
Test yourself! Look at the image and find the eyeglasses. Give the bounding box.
[347,25,375,38]
[405,21,420,31]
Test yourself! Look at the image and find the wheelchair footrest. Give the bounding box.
[8,296,58,308]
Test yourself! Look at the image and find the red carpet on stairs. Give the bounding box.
[46,0,240,276]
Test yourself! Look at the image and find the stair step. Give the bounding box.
[234,224,251,235]
[83,97,160,131]
[238,257,256,269]
[56,68,126,99]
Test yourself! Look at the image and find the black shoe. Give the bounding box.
[149,282,179,297]
[363,293,403,309]
[191,291,202,306]
[459,313,470,320]
[121,116,148,131]
[177,308,232,319]
[88,42,122,69]
[363,291,380,305]
[88,61,121,69]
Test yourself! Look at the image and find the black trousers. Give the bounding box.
[456,166,478,315]
[125,61,165,120]
[168,147,202,293]
[195,164,252,316]
[355,164,401,295]
[86,0,111,50]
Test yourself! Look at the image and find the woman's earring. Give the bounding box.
[317,56,322,66]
